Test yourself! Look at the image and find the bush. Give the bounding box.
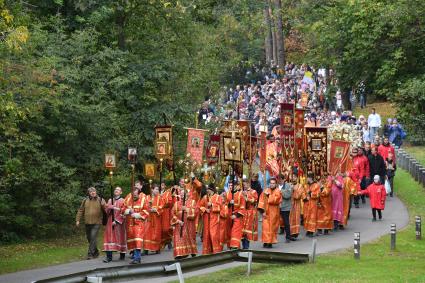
[393,76,425,145]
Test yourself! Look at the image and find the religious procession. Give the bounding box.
[76,64,401,264]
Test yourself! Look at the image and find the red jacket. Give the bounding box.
[378,144,395,163]
[353,154,370,179]
[359,183,386,210]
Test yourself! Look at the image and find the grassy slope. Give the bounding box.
[183,170,425,283]
[352,102,396,125]
[0,231,104,275]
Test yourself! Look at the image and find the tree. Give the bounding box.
[273,0,285,67]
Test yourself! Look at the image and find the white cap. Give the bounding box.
[374,175,380,181]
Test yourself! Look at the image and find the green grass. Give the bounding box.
[183,169,425,283]
[404,145,425,168]
[353,101,396,124]
[0,230,104,275]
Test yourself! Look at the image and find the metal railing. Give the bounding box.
[32,249,311,283]
[395,147,425,187]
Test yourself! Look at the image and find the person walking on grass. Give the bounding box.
[358,175,387,221]
[368,108,381,141]
[76,187,106,260]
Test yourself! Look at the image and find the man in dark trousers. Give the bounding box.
[368,146,386,185]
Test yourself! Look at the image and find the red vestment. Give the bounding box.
[122,193,149,251]
[171,196,198,258]
[258,188,282,244]
[317,181,333,230]
[289,184,304,235]
[103,197,127,253]
[342,175,358,226]
[199,194,222,254]
[219,200,229,248]
[304,183,320,233]
[144,195,163,252]
[227,190,246,248]
[161,189,173,247]
[243,189,258,241]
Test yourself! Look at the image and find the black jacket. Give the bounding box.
[368,154,386,182]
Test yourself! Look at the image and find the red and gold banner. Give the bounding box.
[294,109,305,160]
[206,134,220,165]
[329,140,351,175]
[280,103,295,158]
[305,127,328,181]
[259,131,267,172]
[244,136,257,164]
[186,128,206,165]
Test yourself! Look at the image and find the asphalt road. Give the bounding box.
[0,195,409,283]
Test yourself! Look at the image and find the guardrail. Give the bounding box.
[32,249,311,283]
[395,147,425,187]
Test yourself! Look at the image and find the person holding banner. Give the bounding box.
[144,184,163,254]
[258,177,282,248]
[170,186,198,259]
[316,177,333,234]
[160,182,174,249]
[242,178,258,249]
[122,189,149,264]
[227,179,246,249]
[304,174,321,237]
[289,174,303,238]
[198,185,222,254]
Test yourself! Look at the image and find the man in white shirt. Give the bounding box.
[368,108,381,141]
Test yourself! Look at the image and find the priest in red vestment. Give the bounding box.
[103,187,127,262]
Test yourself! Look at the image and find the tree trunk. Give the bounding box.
[273,0,285,68]
[264,0,273,66]
[269,1,277,66]
[116,8,127,50]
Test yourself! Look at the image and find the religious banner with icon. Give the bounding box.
[329,140,351,176]
[145,163,156,178]
[155,125,173,160]
[206,134,220,165]
[244,135,257,164]
[128,147,137,163]
[258,131,267,172]
[104,153,117,169]
[280,103,295,158]
[294,109,306,155]
[186,128,206,165]
[305,127,328,181]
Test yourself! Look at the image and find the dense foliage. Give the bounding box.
[0,0,264,242]
[1,0,425,243]
[291,0,425,142]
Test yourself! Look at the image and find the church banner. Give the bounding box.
[155,125,173,160]
[329,140,351,175]
[280,103,295,158]
[259,131,267,172]
[305,127,328,181]
[294,108,306,159]
[266,140,280,177]
[186,128,206,165]
[206,134,220,165]
[244,135,257,164]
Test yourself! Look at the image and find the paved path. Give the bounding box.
[0,196,409,283]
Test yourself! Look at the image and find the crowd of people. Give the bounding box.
[76,64,405,264]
